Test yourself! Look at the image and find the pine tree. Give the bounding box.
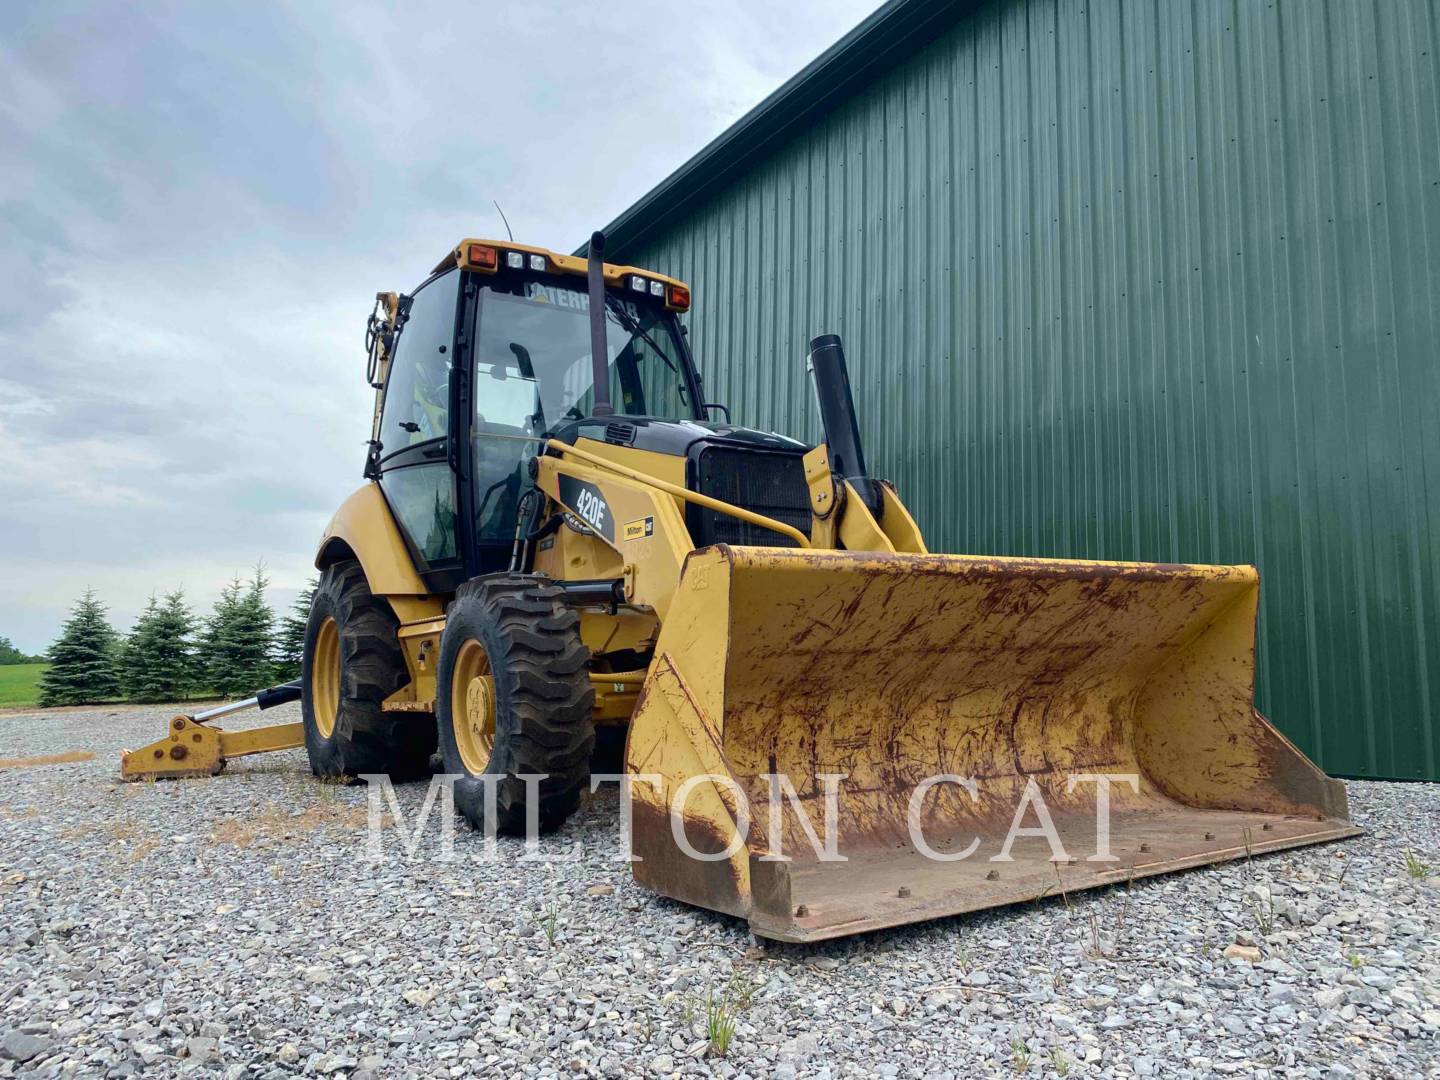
[37,590,121,707]
[199,577,242,697]
[273,577,317,682]
[120,590,198,703]
[201,567,276,698]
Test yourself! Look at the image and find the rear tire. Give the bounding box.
[436,574,595,835]
[301,561,435,781]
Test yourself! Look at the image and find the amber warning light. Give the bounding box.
[465,243,498,271]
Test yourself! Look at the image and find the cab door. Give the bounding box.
[374,269,464,591]
[458,280,548,574]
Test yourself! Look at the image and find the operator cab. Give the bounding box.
[365,240,706,588]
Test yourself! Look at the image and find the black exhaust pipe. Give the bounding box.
[808,334,881,516]
[586,231,614,418]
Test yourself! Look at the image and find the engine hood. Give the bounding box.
[550,416,809,458]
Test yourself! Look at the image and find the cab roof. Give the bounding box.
[433,238,689,292]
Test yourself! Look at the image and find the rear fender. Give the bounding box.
[316,484,447,709]
[316,483,428,598]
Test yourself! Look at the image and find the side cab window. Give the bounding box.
[377,271,460,569]
[380,274,458,451]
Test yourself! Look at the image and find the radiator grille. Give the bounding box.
[690,446,811,548]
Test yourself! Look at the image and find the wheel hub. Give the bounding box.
[313,616,340,739]
[450,639,496,774]
[465,675,496,748]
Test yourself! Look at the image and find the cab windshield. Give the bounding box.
[472,281,699,436]
[467,279,699,544]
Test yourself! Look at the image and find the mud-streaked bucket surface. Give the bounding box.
[626,546,1355,941]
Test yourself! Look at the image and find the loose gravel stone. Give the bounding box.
[0,1031,52,1063]
[1,701,1438,1077]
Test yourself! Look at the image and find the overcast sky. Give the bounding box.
[0,0,878,654]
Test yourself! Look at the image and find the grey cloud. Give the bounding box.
[0,0,877,653]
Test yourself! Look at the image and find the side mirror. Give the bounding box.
[703,403,731,424]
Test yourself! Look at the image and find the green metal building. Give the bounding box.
[591,0,1440,781]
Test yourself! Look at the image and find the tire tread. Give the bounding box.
[439,573,595,835]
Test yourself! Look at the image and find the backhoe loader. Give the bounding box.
[122,232,1357,941]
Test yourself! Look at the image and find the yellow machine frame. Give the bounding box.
[119,236,1357,943]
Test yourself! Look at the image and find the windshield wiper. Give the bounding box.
[605,298,681,377]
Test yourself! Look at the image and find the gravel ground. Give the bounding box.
[1,703,1437,1079]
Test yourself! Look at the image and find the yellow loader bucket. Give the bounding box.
[626,546,1358,942]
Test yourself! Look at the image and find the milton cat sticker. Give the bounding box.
[623,516,655,542]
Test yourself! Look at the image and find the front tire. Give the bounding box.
[301,561,435,781]
[436,575,595,835]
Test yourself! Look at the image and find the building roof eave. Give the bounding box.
[576,0,980,259]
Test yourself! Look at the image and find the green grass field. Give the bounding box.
[0,664,49,708]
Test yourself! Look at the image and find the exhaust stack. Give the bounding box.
[808,334,880,514]
[586,230,613,418]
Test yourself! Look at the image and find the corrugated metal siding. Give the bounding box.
[621,0,1440,780]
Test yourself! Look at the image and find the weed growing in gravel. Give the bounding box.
[728,971,758,1011]
[704,986,738,1057]
[540,902,559,947]
[1049,1047,1071,1076]
[954,946,973,974]
[1079,892,1135,961]
[106,818,160,862]
[689,971,758,1058]
[1052,863,1072,911]
[1109,890,1134,946]
[1247,889,1277,935]
[1009,1038,1032,1072]
[1085,911,1111,959]
[314,779,340,803]
[1347,950,1364,970]
[1402,849,1430,879]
